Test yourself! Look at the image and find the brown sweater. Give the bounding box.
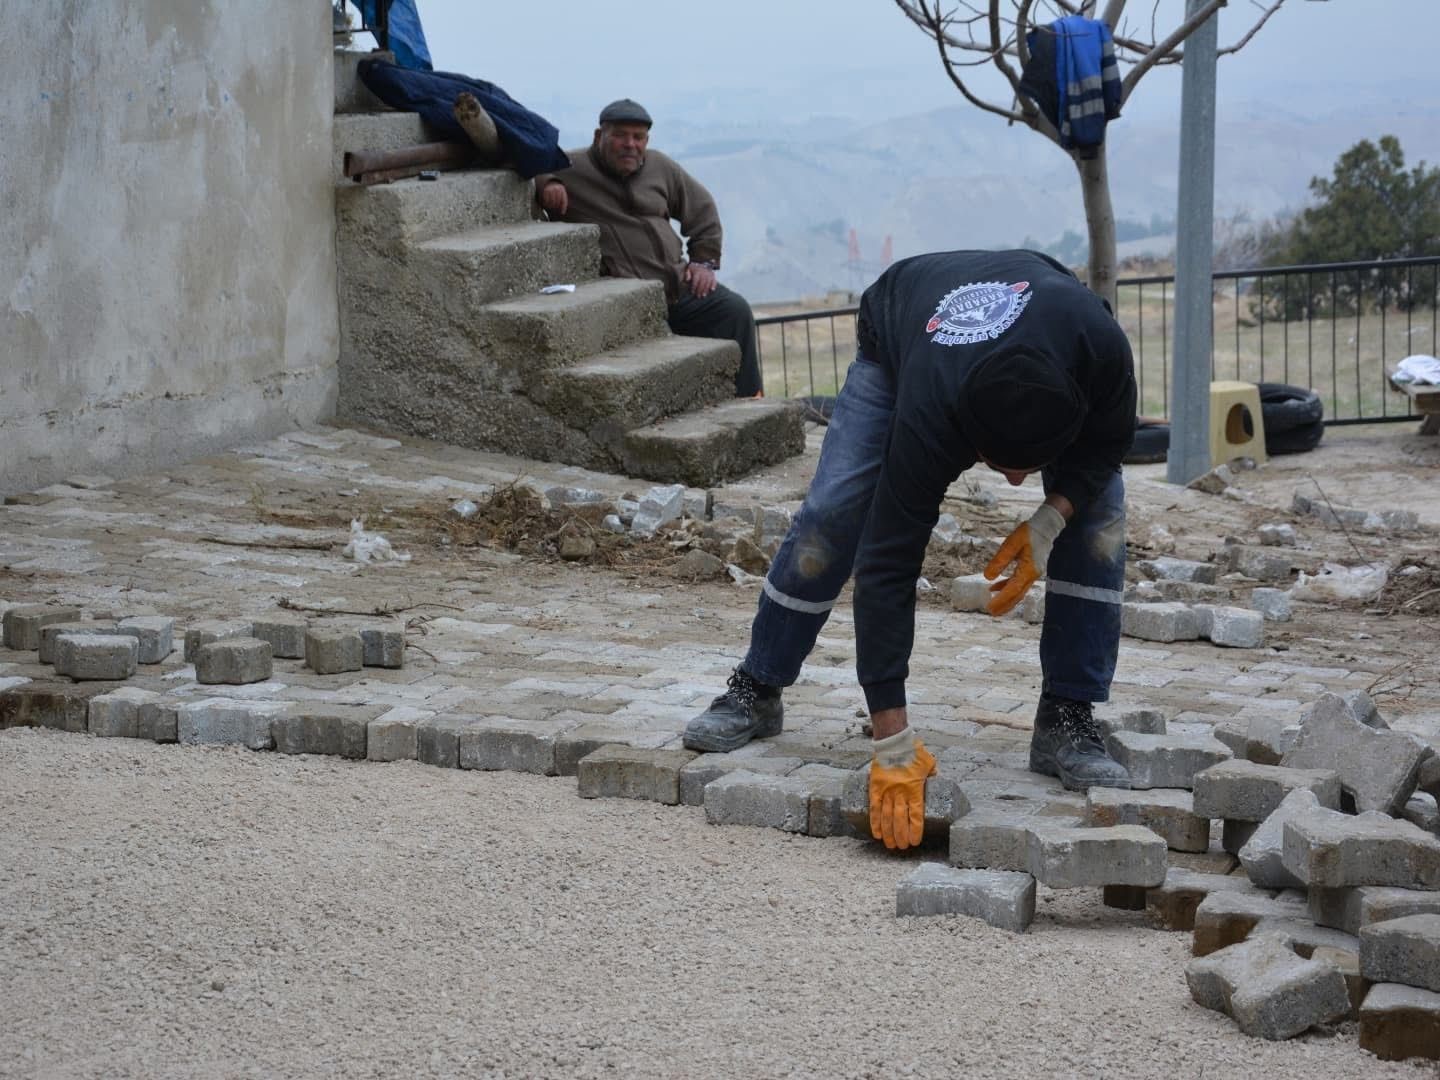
[536,145,723,304]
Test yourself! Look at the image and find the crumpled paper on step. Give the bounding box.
[342,519,411,564]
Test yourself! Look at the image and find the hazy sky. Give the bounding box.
[407,0,1438,143]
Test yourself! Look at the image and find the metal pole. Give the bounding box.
[1166,0,1220,484]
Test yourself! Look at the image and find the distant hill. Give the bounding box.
[672,98,1440,303]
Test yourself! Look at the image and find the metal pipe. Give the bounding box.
[343,141,475,181]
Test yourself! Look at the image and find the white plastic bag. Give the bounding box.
[341,519,411,564]
[1291,561,1387,602]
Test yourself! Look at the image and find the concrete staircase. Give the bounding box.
[330,53,805,487]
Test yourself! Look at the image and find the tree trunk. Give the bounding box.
[1076,145,1118,309]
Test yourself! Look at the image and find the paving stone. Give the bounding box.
[895,863,1036,931]
[1185,934,1351,1040]
[949,573,992,613]
[1257,523,1297,547]
[841,766,970,837]
[415,715,476,768]
[677,751,804,807]
[182,618,253,662]
[356,621,405,668]
[115,616,175,663]
[1403,793,1440,836]
[630,483,685,537]
[1238,788,1320,889]
[135,696,179,743]
[1137,557,1218,584]
[1102,885,1148,910]
[1019,584,1045,624]
[1106,731,1232,790]
[1200,606,1265,648]
[1146,868,1261,931]
[790,763,862,838]
[1419,753,1440,804]
[87,686,164,738]
[1211,716,1299,766]
[1023,824,1167,889]
[1222,819,1260,855]
[175,698,286,749]
[1249,588,1292,623]
[552,725,679,777]
[366,706,430,762]
[1309,945,1366,1018]
[304,628,365,675]
[271,704,377,759]
[1093,705,1167,740]
[53,633,138,681]
[457,716,580,776]
[703,770,811,833]
[195,637,274,685]
[1120,601,1204,643]
[2,605,82,650]
[1336,688,1384,729]
[1280,804,1440,889]
[1360,914,1440,993]
[1359,983,1440,1061]
[948,809,1036,871]
[1085,786,1210,852]
[577,745,698,805]
[1227,544,1296,583]
[1168,849,1239,877]
[1250,917,1361,960]
[1192,759,1341,822]
[1310,885,1440,936]
[1192,890,1309,956]
[1281,692,1428,814]
[38,620,116,664]
[249,617,309,659]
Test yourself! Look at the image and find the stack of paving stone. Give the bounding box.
[3,603,173,682]
[1160,689,1440,1056]
[1118,557,1267,648]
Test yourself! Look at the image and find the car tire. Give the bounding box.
[1257,382,1323,433]
[1125,420,1170,464]
[1266,417,1325,455]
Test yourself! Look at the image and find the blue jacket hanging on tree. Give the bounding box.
[1019,15,1121,153]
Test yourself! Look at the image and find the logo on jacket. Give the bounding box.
[925,281,1032,345]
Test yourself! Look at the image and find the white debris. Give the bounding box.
[341,520,411,564]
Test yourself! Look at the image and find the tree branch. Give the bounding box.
[1100,0,1127,25]
[1119,0,1225,103]
[988,0,1026,94]
[1217,0,1286,57]
[907,1,1031,125]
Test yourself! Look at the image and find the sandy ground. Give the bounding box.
[1,729,1432,1080]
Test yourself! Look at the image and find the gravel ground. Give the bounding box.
[1,729,1427,1080]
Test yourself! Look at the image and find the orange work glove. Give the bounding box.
[984,503,1066,616]
[869,727,937,850]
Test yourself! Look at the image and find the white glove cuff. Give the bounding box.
[873,726,918,769]
[1029,503,1066,544]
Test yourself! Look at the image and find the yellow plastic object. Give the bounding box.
[1208,380,1267,465]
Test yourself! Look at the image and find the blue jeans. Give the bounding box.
[741,357,1125,703]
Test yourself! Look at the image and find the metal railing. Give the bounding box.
[755,255,1440,425]
[334,0,391,52]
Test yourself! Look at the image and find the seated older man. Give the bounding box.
[535,99,763,397]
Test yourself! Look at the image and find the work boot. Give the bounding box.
[1028,693,1131,792]
[682,668,783,753]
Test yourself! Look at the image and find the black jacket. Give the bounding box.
[852,249,1135,712]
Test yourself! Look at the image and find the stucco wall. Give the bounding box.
[0,2,338,494]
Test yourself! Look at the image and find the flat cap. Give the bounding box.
[598,98,652,127]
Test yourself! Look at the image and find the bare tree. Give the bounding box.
[893,0,1286,306]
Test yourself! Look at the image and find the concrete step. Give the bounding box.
[336,169,535,252]
[621,398,808,486]
[535,335,739,447]
[412,222,601,310]
[479,278,668,372]
[332,111,442,182]
[334,49,390,114]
